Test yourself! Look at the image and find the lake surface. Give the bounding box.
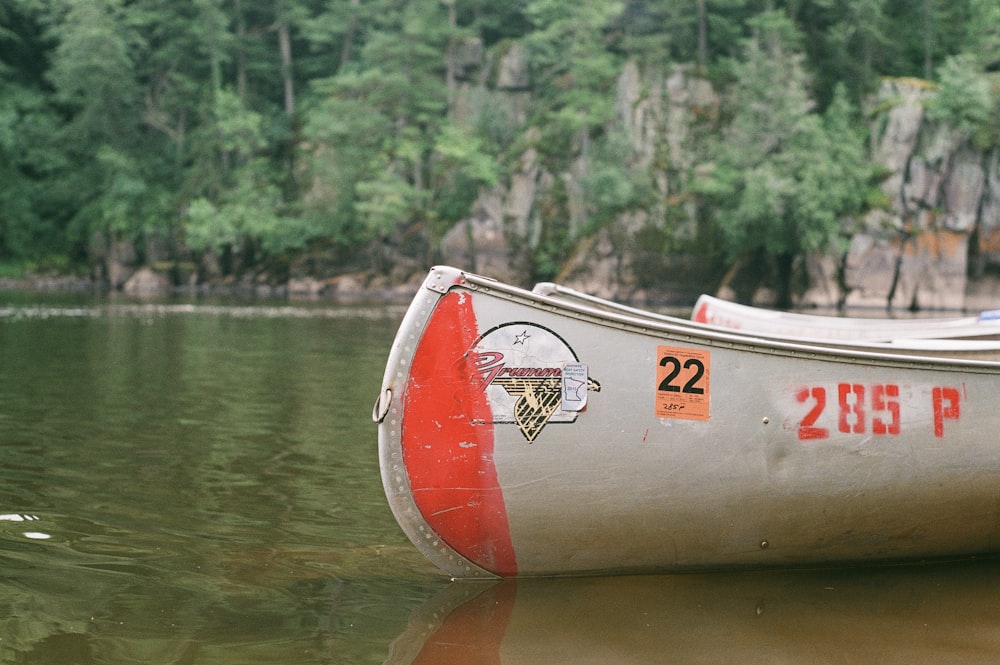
[2,291,1000,663]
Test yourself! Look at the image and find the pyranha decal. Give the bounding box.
[466,322,600,442]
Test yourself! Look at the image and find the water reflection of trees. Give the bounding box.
[0,308,442,663]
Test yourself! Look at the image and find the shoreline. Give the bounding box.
[0,272,422,304]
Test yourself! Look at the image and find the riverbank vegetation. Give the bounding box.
[2,1,999,294]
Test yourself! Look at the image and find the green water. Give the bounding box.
[0,296,445,664]
[4,293,1000,664]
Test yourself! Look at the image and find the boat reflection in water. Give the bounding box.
[385,560,1000,664]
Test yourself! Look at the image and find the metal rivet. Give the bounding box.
[760,539,769,550]
[762,417,770,425]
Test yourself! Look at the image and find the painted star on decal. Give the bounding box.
[513,330,530,345]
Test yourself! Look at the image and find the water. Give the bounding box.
[0,295,443,663]
[2,293,1000,663]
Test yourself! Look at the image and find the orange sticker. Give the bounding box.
[655,346,710,421]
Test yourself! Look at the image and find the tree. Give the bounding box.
[47,0,141,149]
[695,11,871,306]
[429,121,499,238]
[41,0,164,263]
[966,0,1000,67]
[883,0,971,80]
[0,0,995,289]
[296,0,366,71]
[0,1,63,263]
[519,1,626,277]
[926,53,995,145]
[816,0,891,102]
[300,0,458,267]
[615,0,753,66]
[525,0,623,135]
[185,158,308,260]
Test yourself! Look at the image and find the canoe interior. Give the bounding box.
[691,293,1000,342]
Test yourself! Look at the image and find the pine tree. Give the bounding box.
[696,10,871,305]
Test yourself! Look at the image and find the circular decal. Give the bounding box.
[467,322,600,442]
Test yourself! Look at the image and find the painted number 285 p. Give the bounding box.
[795,383,961,441]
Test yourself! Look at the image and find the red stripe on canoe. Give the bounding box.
[402,291,517,576]
[691,301,708,324]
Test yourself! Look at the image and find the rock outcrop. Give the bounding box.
[123,267,171,296]
[443,60,717,301]
[447,63,1000,310]
[833,79,995,311]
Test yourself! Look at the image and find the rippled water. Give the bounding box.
[3,293,1000,664]
[0,294,446,663]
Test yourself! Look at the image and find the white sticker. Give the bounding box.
[561,362,589,412]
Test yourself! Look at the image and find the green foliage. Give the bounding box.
[184,198,231,251]
[354,164,427,239]
[299,93,393,247]
[89,148,150,234]
[926,54,996,140]
[0,77,62,259]
[581,129,655,230]
[213,88,267,157]
[696,12,872,299]
[525,0,624,142]
[47,0,142,149]
[1,3,80,260]
[298,0,456,262]
[884,0,974,80]
[185,158,309,256]
[0,0,994,284]
[966,0,1000,61]
[429,122,500,238]
[433,123,499,187]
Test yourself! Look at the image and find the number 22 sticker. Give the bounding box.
[655,346,711,421]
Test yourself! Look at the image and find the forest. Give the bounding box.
[1,0,999,294]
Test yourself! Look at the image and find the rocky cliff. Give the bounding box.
[831,78,1000,311]
[444,56,1000,311]
[442,57,718,304]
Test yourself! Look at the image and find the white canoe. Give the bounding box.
[533,282,1000,360]
[692,293,1000,341]
[375,266,1000,578]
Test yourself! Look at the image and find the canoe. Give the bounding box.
[533,281,1000,360]
[692,293,1000,341]
[374,266,1000,578]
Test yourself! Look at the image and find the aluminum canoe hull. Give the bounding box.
[376,267,1000,578]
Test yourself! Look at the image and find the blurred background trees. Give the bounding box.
[1,0,998,292]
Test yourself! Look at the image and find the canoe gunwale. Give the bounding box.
[532,282,1000,359]
[468,274,1000,372]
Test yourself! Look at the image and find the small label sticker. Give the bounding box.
[655,346,710,421]
[561,362,589,412]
